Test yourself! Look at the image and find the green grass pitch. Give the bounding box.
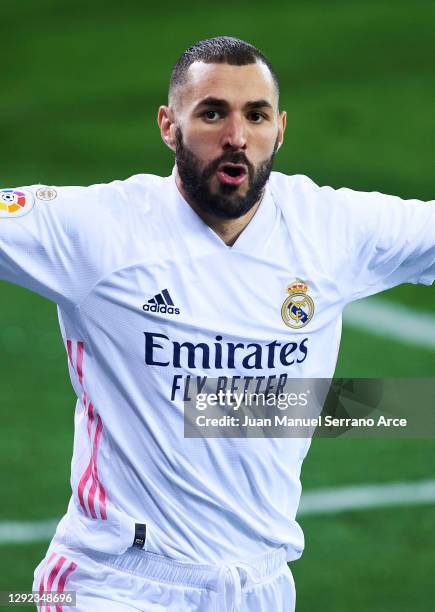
[0,1,434,610]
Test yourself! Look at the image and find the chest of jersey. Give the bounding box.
[75,212,342,404]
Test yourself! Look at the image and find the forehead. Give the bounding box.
[181,61,277,109]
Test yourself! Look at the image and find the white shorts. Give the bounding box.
[32,538,296,611]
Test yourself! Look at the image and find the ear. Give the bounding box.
[157,106,176,152]
[276,110,287,151]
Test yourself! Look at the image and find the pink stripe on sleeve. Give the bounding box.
[86,402,94,437]
[87,412,103,519]
[82,392,88,415]
[66,340,73,368]
[45,556,66,612]
[77,403,95,516]
[77,460,93,517]
[55,561,77,612]
[76,341,84,386]
[95,415,107,520]
[38,553,56,612]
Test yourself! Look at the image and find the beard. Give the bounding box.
[175,127,278,220]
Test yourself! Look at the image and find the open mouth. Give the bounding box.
[216,163,248,186]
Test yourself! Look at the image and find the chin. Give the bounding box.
[216,181,249,197]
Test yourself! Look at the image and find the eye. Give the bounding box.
[248,112,266,123]
[202,110,221,122]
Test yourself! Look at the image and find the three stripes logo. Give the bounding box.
[67,340,108,521]
[37,552,77,611]
[143,289,180,315]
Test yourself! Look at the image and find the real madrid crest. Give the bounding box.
[281,279,314,329]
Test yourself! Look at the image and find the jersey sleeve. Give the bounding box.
[321,184,435,302]
[0,183,117,307]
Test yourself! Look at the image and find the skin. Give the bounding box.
[158,61,286,246]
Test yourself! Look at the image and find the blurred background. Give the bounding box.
[0,0,434,610]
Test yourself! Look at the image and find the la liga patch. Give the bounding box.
[0,188,34,218]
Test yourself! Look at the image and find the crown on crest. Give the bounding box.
[287,279,308,294]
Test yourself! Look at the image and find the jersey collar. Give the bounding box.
[167,165,278,254]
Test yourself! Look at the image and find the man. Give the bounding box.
[0,36,434,611]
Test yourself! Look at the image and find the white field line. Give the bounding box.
[1,479,435,546]
[343,298,435,351]
[0,519,58,545]
[298,479,435,515]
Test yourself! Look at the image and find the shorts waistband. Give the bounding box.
[85,545,287,592]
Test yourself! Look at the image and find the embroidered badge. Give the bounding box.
[281,280,315,329]
[36,186,57,201]
[0,189,34,218]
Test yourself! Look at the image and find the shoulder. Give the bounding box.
[95,173,171,225]
[268,171,340,224]
[268,171,319,197]
[268,171,396,219]
[268,172,338,214]
[96,172,167,200]
[1,173,168,249]
[267,172,391,251]
[78,172,168,212]
[24,172,169,222]
[268,171,355,205]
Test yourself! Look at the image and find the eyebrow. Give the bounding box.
[193,97,273,112]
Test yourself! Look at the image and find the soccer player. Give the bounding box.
[0,36,434,611]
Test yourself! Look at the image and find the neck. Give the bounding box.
[175,168,262,246]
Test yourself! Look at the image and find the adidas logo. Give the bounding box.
[142,289,180,315]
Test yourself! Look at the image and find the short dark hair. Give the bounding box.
[169,36,279,108]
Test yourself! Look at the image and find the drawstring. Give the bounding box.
[216,560,263,611]
[236,560,263,582]
[216,565,242,612]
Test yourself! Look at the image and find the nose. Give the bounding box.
[221,114,247,151]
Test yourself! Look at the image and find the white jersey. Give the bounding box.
[1,170,434,564]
